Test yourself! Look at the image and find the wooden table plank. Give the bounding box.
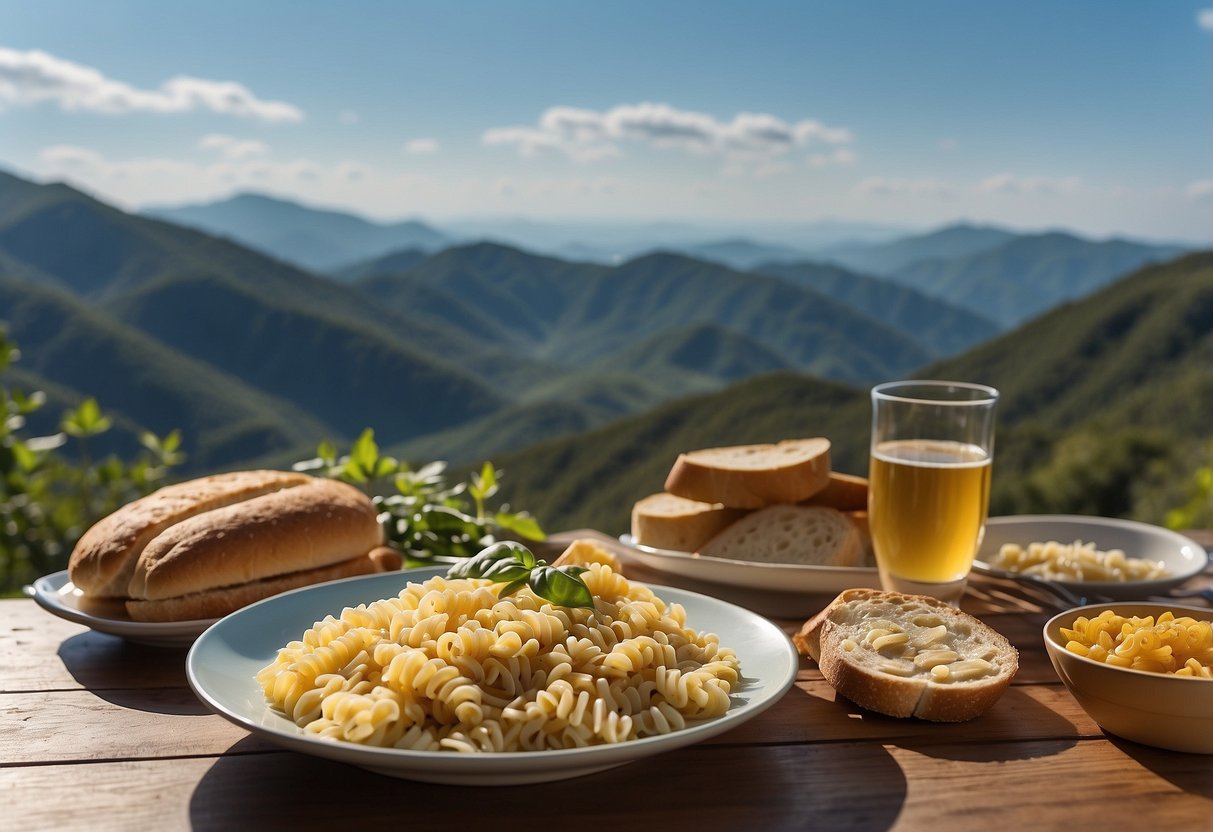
[5,738,1211,832]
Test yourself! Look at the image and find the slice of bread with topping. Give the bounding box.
[795,588,1019,722]
[697,505,862,567]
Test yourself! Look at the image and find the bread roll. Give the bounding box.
[128,478,383,601]
[125,554,380,622]
[68,470,313,597]
[697,505,861,566]
[631,492,745,552]
[664,438,831,509]
[795,589,1018,722]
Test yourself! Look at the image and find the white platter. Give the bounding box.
[28,570,216,648]
[974,515,1209,601]
[618,534,880,596]
[187,567,799,785]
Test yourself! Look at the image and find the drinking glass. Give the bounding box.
[868,380,999,606]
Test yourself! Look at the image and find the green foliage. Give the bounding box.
[447,540,593,609]
[0,327,183,595]
[295,429,545,566]
[1165,443,1213,530]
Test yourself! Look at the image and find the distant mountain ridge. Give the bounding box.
[146,191,452,272]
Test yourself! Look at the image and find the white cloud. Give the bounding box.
[0,46,303,121]
[339,110,359,125]
[938,137,959,151]
[1187,179,1213,199]
[198,133,269,160]
[808,147,858,167]
[977,172,1082,195]
[403,138,439,155]
[856,177,955,198]
[483,102,852,164]
[1199,9,1213,31]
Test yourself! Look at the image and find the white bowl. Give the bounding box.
[1043,602,1213,753]
[977,515,1208,599]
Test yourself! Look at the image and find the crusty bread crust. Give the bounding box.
[664,438,831,509]
[796,589,1018,722]
[125,553,382,622]
[67,470,313,597]
[802,472,869,512]
[631,492,745,552]
[129,478,383,601]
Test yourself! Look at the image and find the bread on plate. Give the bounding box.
[631,492,746,552]
[697,504,862,567]
[664,438,831,509]
[795,589,1019,722]
[68,471,396,622]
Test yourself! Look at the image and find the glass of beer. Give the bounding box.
[868,380,998,605]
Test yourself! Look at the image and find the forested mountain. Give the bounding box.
[0,171,950,474]
[753,260,999,355]
[494,252,1213,534]
[819,223,1019,276]
[888,231,1187,327]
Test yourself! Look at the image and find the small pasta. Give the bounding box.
[991,540,1169,582]
[257,561,741,751]
[1062,609,1213,677]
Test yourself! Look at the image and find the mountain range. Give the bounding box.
[2,167,1207,537]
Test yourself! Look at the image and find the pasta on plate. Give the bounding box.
[256,561,741,752]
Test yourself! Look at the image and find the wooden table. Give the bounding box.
[4,531,1213,831]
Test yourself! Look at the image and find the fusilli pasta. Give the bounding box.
[257,562,741,751]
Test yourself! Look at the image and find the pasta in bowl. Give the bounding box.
[188,546,798,784]
[1043,602,1213,753]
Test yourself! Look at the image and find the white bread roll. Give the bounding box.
[664,438,831,509]
[697,505,862,567]
[630,492,746,552]
[128,478,383,601]
[794,589,1019,722]
[68,470,313,597]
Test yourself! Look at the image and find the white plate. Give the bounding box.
[618,534,880,595]
[974,515,1209,600]
[28,570,216,648]
[187,567,799,785]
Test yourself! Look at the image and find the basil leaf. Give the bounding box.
[447,540,531,580]
[497,577,529,598]
[530,565,595,610]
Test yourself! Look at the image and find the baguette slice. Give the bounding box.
[802,472,869,512]
[68,470,313,597]
[665,438,831,508]
[128,478,383,601]
[697,505,862,566]
[631,492,746,552]
[795,589,1019,722]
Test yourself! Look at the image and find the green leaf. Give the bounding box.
[445,542,594,609]
[62,398,112,438]
[495,510,546,541]
[530,565,595,609]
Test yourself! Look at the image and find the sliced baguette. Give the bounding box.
[697,505,862,566]
[631,492,746,552]
[802,472,869,512]
[795,589,1018,722]
[664,438,831,509]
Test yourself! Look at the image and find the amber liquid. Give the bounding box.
[869,439,992,585]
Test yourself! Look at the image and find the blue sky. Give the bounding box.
[1,1,1210,241]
